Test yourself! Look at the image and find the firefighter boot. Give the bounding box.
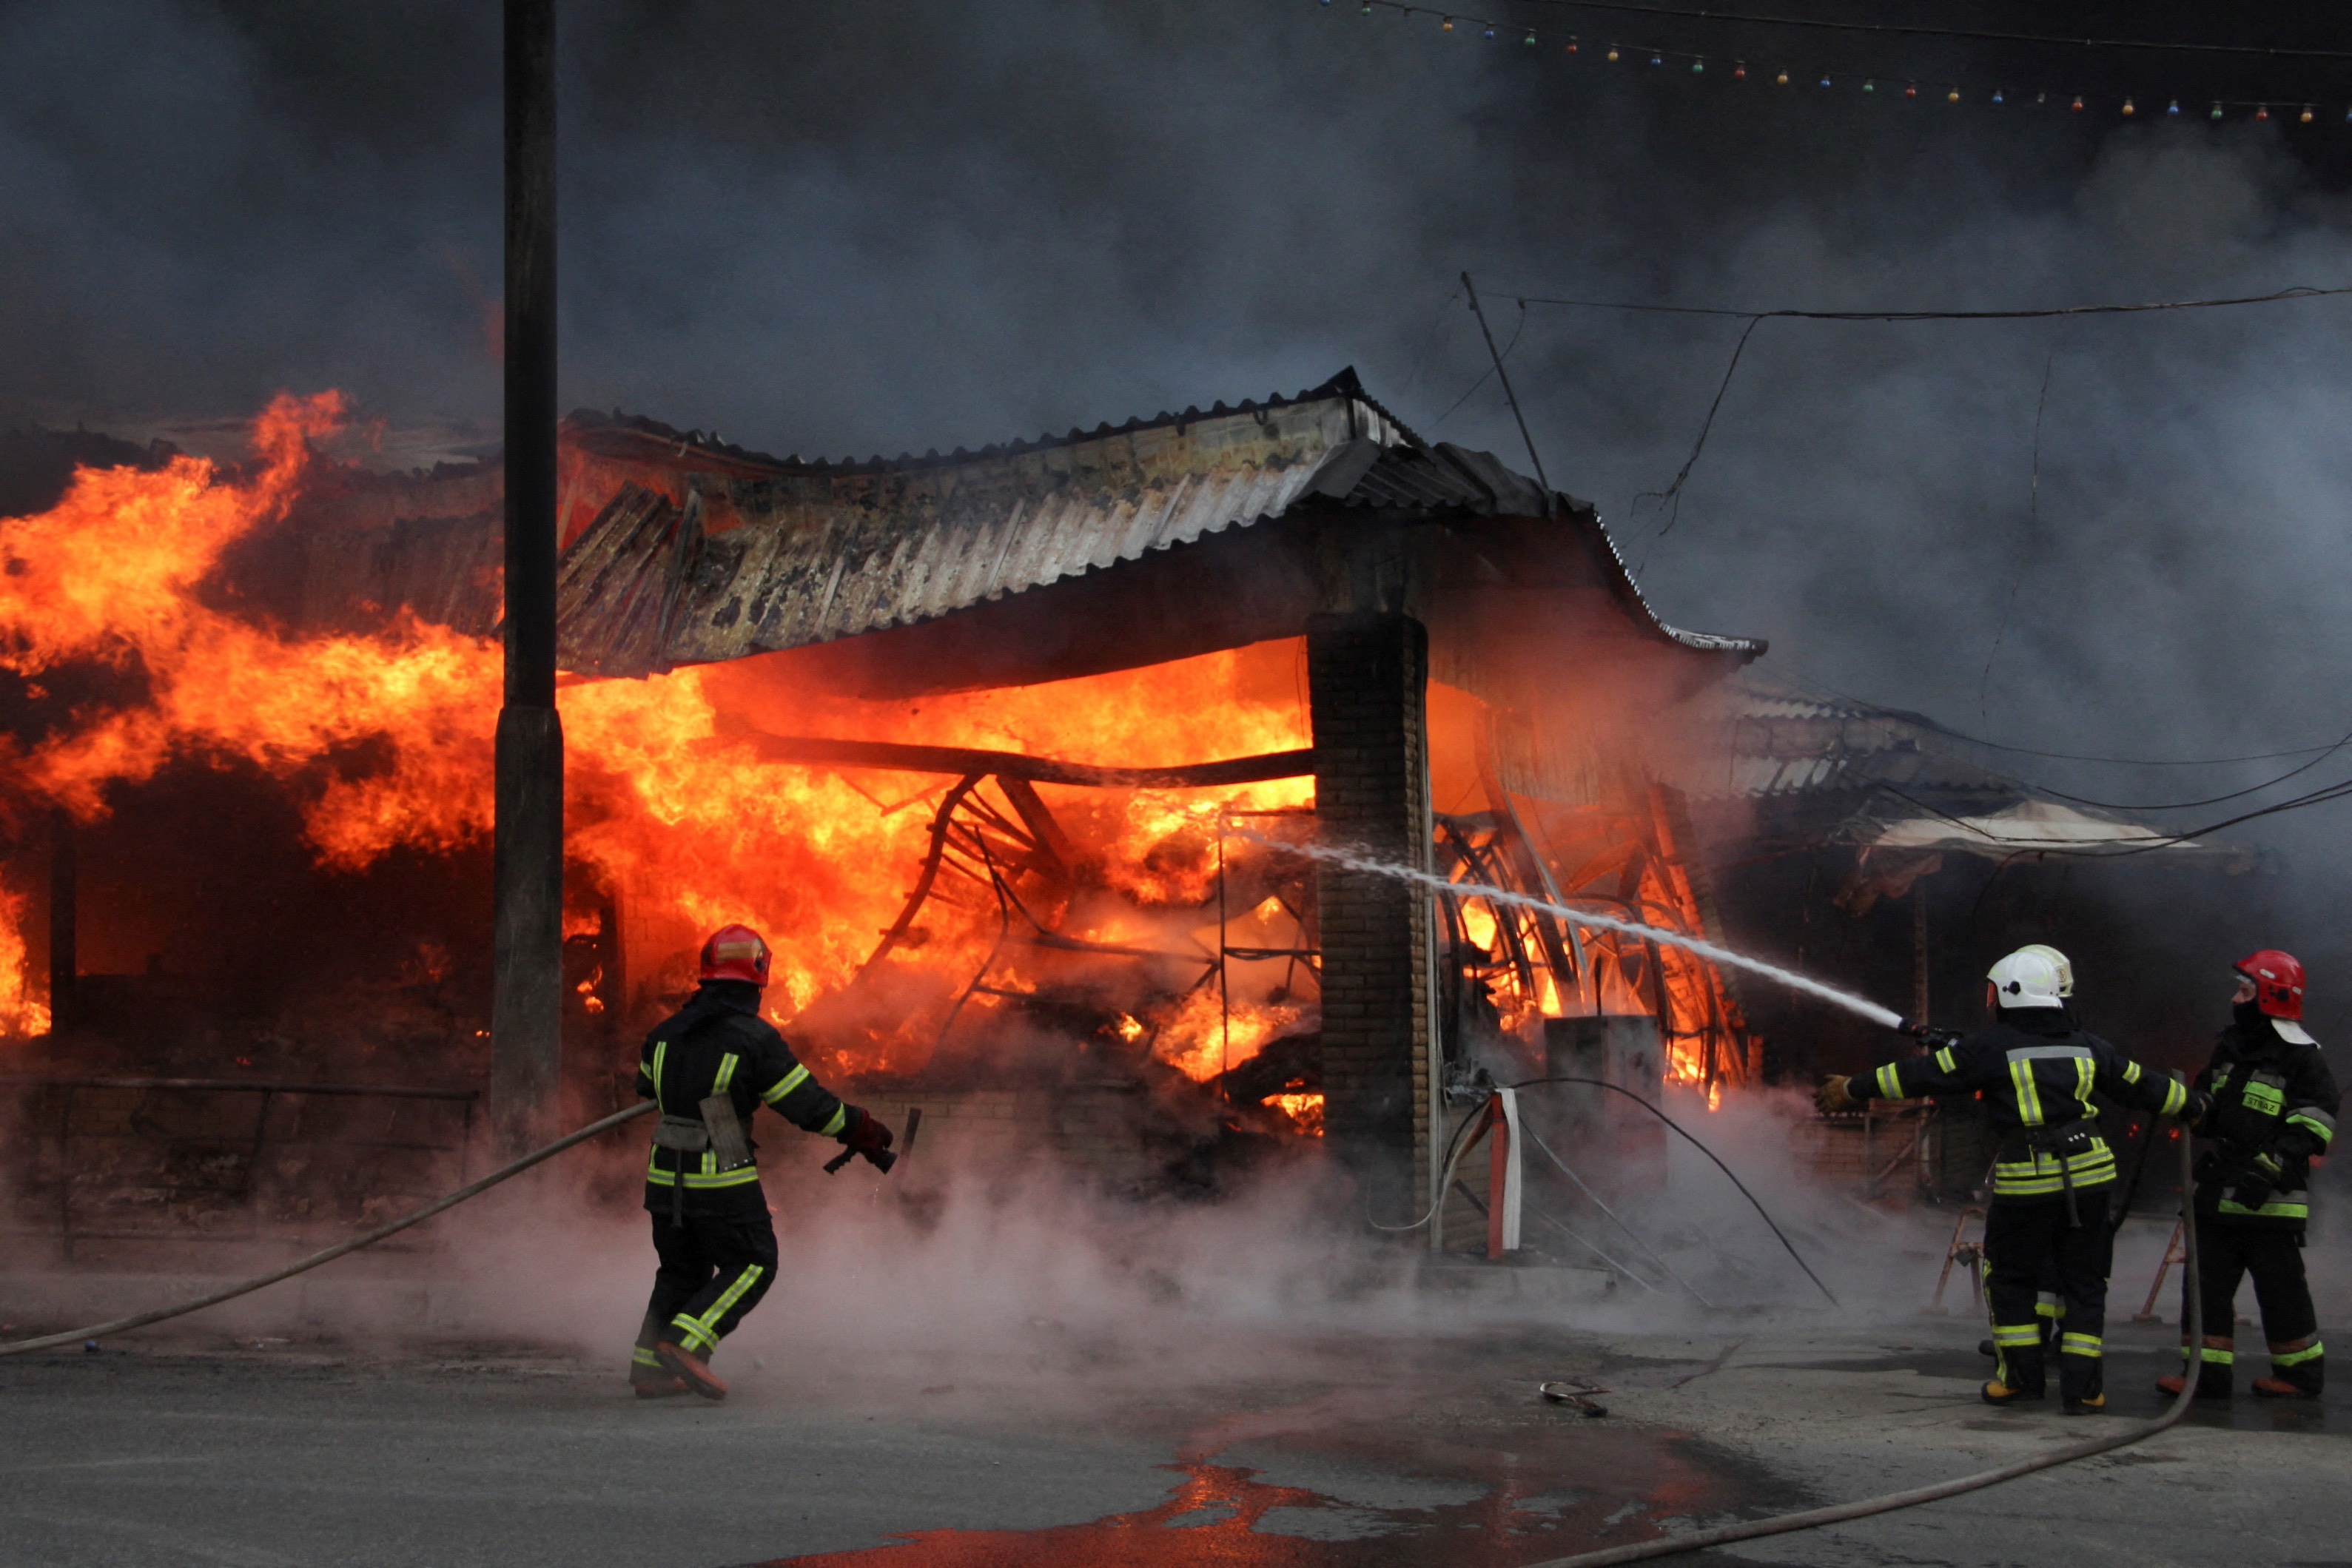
[2060,1357,2105,1415]
[2156,1342,2233,1401]
[629,1346,690,1399]
[656,1340,729,1402]
[2251,1341,2323,1399]
[1983,1328,2045,1405]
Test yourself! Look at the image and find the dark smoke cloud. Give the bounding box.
[8,1,2352,903]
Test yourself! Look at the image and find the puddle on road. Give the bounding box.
[754,1421,1775,1568]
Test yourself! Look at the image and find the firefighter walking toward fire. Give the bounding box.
[1817,946,2208,1413]
[2157,950,2339,1400]
[630,923,896,1401]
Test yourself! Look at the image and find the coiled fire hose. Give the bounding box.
[1519,1127,2205,1568]
[0,1100,655,1359]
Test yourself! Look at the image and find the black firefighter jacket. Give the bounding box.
[2191,1010,2339,1231]
[636,981,850,1217]
[1858,1009,2187,1203]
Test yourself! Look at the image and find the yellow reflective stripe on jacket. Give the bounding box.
[2157,1077,2188,1117]
[2217,1193,2309,1220]
[1875,1063,1904,1100]
[1933,1046,1958,1073]
[2009,1060,2045,1125]
[651,1039,668,1108]
[713,1052,739,1093]
[819,1104,847,1137]
[762,1063,810,1106]
[2286,1107,2335,1145]
[2120,1059,2143,1086]
[644,1161,762,1194]
[1991,1135,2117,1197]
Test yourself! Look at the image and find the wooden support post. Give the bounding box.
[491,0,565,1155]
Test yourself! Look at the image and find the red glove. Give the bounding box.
[827,1105,895,1172]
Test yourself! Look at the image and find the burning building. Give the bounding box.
[1,370,1764,1236]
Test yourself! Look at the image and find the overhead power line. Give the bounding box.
[1511,1,2352,63]
[1505,283,2352,320]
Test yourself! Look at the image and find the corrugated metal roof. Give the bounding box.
[1696,673,2245,863]
[552,369,1763,678]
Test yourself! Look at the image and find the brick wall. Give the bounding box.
[1306,612,1433,1222]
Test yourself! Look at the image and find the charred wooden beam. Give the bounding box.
[716,729,1315,790]
[851,775,986,985]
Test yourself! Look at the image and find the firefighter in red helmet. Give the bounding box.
[2159,949,2340,1400]
[628,923,894,1401]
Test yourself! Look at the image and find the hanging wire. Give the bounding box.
[1325,1,2352,117]
[1510,1,2352,62]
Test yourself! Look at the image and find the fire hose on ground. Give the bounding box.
[1518,1124,2206,1568]
[0,1079,2210,1567]
[0,1100,658,1359]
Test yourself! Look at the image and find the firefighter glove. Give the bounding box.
[2181,1088,2215,1129]
[838,1105,896,1168]
[2233,1148,2284,1208]
[1814,1074,1859,1115]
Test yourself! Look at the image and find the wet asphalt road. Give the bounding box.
[1,1310,2345,1568]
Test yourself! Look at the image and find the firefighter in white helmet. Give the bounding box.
[1819,946,2208,1412]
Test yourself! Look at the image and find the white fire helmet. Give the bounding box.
[2015,943,2075,998]
[1987,948,2067,1010]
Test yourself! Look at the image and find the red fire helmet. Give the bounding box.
[699,924,772,987]
[2234,949,2305,1021]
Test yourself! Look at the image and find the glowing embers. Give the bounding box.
[1263,1088,1325,1135]
[836,775,1320,1093]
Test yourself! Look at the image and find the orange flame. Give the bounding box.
[0,395,1316,1080]
[0,887,47,1036]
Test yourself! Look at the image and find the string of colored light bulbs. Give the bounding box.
[1308,0,2352,124]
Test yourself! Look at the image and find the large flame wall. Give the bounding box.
[0,396,1312,1077]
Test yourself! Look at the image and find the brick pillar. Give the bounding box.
[1307,612,1433,1225]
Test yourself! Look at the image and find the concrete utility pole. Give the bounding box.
[491,0,565,1154]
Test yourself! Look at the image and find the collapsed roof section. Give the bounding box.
[545,368,1762,695]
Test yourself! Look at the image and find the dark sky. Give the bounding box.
[6,1,2352,895]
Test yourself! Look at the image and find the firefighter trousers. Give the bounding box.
[1983,1197,2111,1402]
[2180,1224,2323,1393]
[632,1208,779,1380]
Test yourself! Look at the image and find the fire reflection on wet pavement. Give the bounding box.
[756,1416,1773,1568]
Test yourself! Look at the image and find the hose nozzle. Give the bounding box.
[1898,1016,1962,1048]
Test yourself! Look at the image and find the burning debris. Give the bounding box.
[2,369,1768,1234]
